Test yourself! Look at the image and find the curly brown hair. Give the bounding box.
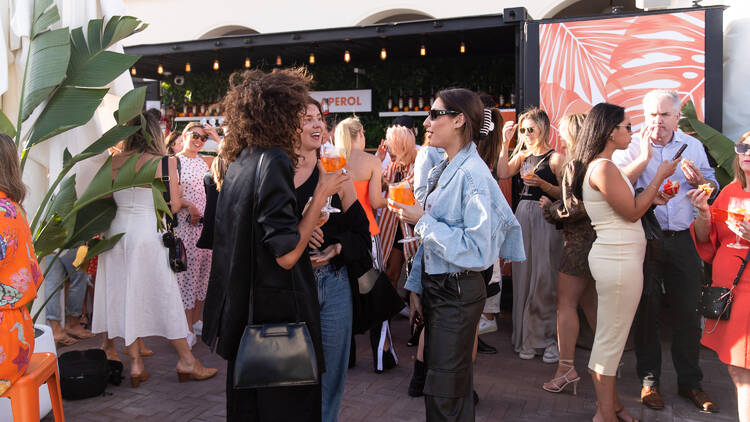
[220,68,312,165]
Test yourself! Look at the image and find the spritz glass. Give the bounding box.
[319,142,347,213]
[726,197,749,249]
[388,181,420,243]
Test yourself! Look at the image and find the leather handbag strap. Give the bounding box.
[161,156,175,230]
[731,248,750,288]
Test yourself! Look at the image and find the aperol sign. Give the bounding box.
[539,11,706,150]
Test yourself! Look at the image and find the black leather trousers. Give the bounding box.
[422,270,486,422]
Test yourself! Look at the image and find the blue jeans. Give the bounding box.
[44,250,89,321]
[314,264,352,422]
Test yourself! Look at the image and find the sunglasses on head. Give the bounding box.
[735,143,750,155]
[519,127,534,134]
[191,132,209,141]
[428,109,460,120]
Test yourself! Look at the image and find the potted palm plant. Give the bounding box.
[0,1,167,419]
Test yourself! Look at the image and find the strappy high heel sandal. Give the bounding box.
[542,359,581,395]
[615,406,640,422]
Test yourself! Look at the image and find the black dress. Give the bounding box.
[202,146,322,422]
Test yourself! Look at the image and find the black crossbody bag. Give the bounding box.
[233,151,319,389]
[161,157,188,273]
[700,248,750,322]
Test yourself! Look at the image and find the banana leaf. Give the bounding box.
[62,197,117,248]
[115,87,147,125]
[34,215,67,258]
[0,110,16,137]
[73,155,159,212]
[31,0,59,38]
[20,27,70,122]
[25,87,108,147]
[679,100,735,187]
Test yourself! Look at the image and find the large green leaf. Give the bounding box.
[679,100,735,187]
[0,110,16,137]
[34,215,67,258]
[25,87,108,147]
[80,125,139,156]
[31,1,59,38]
[101,16,148,49]
[74,155,160,211]
[83,233,125,262]
[20,27,71,122]
[40,175,76,236]
[63,197,117,248]
[116,87,146,125]
[65,17,144,88]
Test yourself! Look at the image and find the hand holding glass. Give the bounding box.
[320,142,347,213]
[726,197,749,249]
[388,181,419,243]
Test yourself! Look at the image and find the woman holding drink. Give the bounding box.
[497,108,565,362]
[394,88,524,420]
[294,98,372,421]
[689,130,750,422]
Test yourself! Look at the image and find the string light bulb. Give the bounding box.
[185,62,191,72]
[130,67,136,76]
[380,48,387,60]
[344,50,351,63]
[420,45,426,56]
[244,57,251,68]
[212,59,220,71]
[157,64,164,74]
[460,42,466,54]
[276,55,282,66]
[309,53,315,65]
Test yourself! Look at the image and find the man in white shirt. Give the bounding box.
[613,89,719,413]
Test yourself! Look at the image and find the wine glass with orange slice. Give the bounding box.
[320,141,347,213]
[388,180,420,243]
[726,197,749,249]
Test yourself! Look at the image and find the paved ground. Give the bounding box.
[44,314,738,422]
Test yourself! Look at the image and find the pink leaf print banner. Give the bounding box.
[540,11,706,151]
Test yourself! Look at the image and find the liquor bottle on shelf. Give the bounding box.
[321,98,330,115]
[430,87,437,108]
[407,91,414,112]
[498,93,505,109]
[199,101,206,117]
[510,89,516,108]
[181,100,188,118]
[387,89,393,111]
[191,102,198,117]
[418,89,425,111]
[397,89,404,112]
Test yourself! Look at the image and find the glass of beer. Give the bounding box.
[319,142,347,213]
[389,181,419,243]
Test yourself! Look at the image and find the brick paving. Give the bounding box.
[44,315,738,421]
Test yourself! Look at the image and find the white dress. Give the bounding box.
[92,188,189,346]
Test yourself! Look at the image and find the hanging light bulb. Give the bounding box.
[130,67,136,76]
[212,59,220,71]
[157,64,164,74]
[244,57,251,68]
[276,55,282,66]
[460,42,466,54]
[380,48,387,61]
[420,45,426,56]
[309,53,315,65]
[185,62,191,72]
[344,50,351,63]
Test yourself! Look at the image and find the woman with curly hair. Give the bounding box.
[202,68,348,421]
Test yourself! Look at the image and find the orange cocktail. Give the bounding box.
[388,181,416,208]
[320,155,347,172]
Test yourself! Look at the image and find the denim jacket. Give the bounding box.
[412,142,525,279]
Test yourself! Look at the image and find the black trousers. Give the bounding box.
[226,359,322,422]
[422,271,486,422]
[632,230,704,390]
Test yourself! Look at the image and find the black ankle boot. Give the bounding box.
[408,360,425,397]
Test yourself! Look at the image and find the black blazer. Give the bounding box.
[201,146,324,371]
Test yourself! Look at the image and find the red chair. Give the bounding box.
[1,353,65,422]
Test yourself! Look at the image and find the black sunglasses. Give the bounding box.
[519,127,534,134]
[191,132,209,141]
[735,143,750,155]
[617,123,633,133]
[428,109,460,120]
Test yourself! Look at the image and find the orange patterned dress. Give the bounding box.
[0,192,42,394]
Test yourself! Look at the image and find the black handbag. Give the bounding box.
[161,157,188,273]
[233,151,319,389]
[354,269,405,335]
[58,349,121,400]
[700,248,750,321]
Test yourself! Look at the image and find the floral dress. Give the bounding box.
[0,192,43,394]
[175,155,212,310]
